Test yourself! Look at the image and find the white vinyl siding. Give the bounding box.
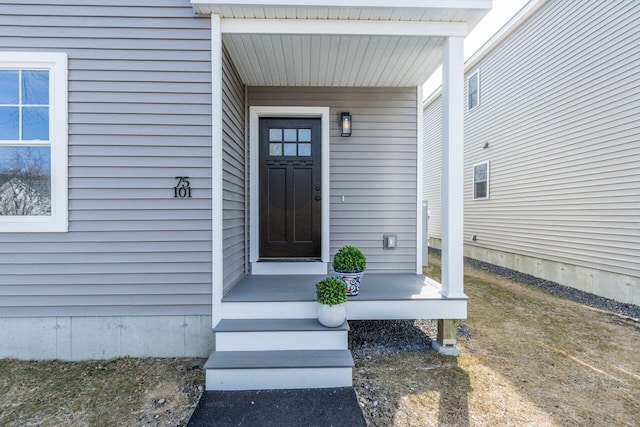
[424,0,640,282]
[248,87,418,273]
[422,97,442,241]
[222,46,246,292]
[0,0,213,317]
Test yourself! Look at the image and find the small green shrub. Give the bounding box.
[332,245,367,272]
[315,277,347,306]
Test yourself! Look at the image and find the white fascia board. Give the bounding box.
[221,19,468,37]
[193,0,491,10]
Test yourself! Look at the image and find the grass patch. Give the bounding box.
[353,253,640,426]
[0,358,204,427]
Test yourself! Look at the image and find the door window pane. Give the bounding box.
[298,143,311,156]
[283,129,297,142]
[0,71,19,104]
[284,143,297,156]
[298,129,311,142]
[269,143,282,156]
[22,70,49,105]
[269,129,282,142]
[22,107,49,140]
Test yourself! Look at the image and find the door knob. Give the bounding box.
[315,196,321,201]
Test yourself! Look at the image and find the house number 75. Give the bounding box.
[174,176,192,198]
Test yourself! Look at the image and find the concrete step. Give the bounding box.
[205,349,354,390]
[214,318,349,351]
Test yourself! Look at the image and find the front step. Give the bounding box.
[207,318,353,391]
[205,349,354,390]
[215,318,349,351]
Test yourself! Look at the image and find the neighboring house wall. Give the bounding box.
[222,47,246,292]
[422,99,442,240]
[0,0,215,359]
[423,0,640,305]
[248,87,418,273]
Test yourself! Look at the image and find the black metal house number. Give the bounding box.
[174,176,192,198]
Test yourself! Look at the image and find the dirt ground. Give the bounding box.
[1,254,638,426]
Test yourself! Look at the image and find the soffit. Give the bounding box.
[195,1,492,86]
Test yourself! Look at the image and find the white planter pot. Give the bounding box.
[317,303,346,328]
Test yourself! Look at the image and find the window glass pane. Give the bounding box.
[22,70,49,105]
[283,143,297,156]
[269,128,282,142]
[0,71,19,104]
[298,143,311,156]
[0,146,51,216]
[284,129,297,142]
[474,163,487,181]
[298,129,311,142]
[22,107,49,140]
[475,182,487,199]
[0,107,19,140]
[269,143,282,156]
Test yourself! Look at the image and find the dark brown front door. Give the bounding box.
[259,118,321,258]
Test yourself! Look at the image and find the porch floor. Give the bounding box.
[223,273,444,302]
[221,274,466,320]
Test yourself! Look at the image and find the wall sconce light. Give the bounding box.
[340,112,352,137]
[483,142,489,149]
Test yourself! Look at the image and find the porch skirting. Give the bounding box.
[0,315,215,361]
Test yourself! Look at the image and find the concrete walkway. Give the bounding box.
[187,387,367,427]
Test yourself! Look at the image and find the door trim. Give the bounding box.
[249,106,330,275]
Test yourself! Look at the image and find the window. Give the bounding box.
[473,161,489,199]
[468,70,480,110]
[0,52,68,232]
[268,128,312,157]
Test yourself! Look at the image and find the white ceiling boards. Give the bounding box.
[193,1,492,86]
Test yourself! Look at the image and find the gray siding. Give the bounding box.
[424,0,640,281]
[422,98,442,241]
[222,47,247,291]
[0,1,213,316]
[248,87,418,273]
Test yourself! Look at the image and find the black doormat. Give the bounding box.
[187,387,366,427]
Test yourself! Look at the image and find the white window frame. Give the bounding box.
[467,69,480,110]
[0,52,68,232]
[473,161,489,200]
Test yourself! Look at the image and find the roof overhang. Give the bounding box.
[192,0,492,86]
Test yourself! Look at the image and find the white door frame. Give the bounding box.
[249,106,330,275]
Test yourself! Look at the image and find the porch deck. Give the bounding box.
[221,274,467,320]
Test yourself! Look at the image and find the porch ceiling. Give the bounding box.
[222,34,445,86]
[194,1,491,87]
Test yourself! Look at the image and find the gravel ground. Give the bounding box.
[456,251,640,321]
[349,247,640,359]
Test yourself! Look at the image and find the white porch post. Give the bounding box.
[441,36,465,299]
[434,35,465,356]
[211,14,223,327]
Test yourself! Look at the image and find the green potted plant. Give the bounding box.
[315,277,347,327]
[332,245,367,296]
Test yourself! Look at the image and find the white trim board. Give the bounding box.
[211,14,224,327]
[221,19,468,37]
[249,106,331,275]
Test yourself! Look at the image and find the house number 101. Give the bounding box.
[174,176,192,198]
